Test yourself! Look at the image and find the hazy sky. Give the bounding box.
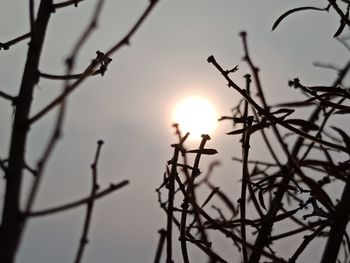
[0,1,346,262]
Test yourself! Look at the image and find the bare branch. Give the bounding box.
[38,69,101,80]
[74,140,104,263]
[207,55,348,153]
[66,0,105,69]
[0,33,31,50]
[154,229,167,263]
[0,90,16,103]
[26,180,129,217]
[28,0,160,125]
[0,1,53,261]
[53,0,85,10]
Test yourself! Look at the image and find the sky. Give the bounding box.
[0,0,347,262]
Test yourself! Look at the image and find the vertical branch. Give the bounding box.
[20,0,105,250]
[239,32,305,263]
[29,0,35,33]
[179,134,211,263]
[166,144,180,263]
[0,1,53,262]
[154,229,167,263]
[240,74,253,262]
[166,130,189,263]
[74,140,103,263]
[321,182,350,263]
[240,32,268,109]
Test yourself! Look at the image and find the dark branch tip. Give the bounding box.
[201,134,211,140]
[239,31,247,37]
[207,55,215,63]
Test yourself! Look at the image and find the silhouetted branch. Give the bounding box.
[0,90,16,103]
[321,182,350,263]
[29,0,35,28]
[174,173,287,263]
[179,135,211,263]
[26,180,129,217]
[269,220,326,242]
[0,32,31,50]
[38,69,101,80]
[207,55,347,153]
[290,221,329,262]
[0,1,53,261]
[154,229,167,263]
[23,162,38,177]
[313,62,341,71]
[272,5,330,32]
[239,74,253,261]
[53,0,85,10]
[66,0,105,70]
[28,0,160,125]
[166,144,180,263]
[74,140,104,263]
[328,0,350,31]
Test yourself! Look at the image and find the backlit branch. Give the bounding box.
[28,0,160,125]
[26,180,129,217]
[74,140,104,263]
[0,33,31,50]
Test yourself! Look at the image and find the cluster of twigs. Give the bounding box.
[0,1,160,262]
[156,2,350,262]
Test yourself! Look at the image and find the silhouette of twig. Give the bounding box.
[28,0,160,125]
[74,140,104,263]
[26,180,129,217]
[0,33,31,50]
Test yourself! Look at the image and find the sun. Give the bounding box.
[172,96,218,140]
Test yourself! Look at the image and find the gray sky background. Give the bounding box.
[0,0,347,262]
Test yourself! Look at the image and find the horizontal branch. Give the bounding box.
[25,180,129,217]
[53,0,85,10]
[38,69,101,80]
[0,32,31,50]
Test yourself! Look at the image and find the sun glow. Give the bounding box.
[172,96,218,140]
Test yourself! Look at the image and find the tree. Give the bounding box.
[156,1,350,262]
[0,1,160,262]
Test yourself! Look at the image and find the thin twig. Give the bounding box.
[207,55,347,153]
[38,70,101,80]
[53,0,85,10]
[179,135,210,263]
[239,74,253,262]
[26,180,129,217]
[154,229,167,263]
[166,144,179,263]
[74,140,104,263]
[290,221,329,262]
[174,173,287,263]
[0,90,16,103]
[66,0,105,69]
[0,33,31,50]
[28,0,160,125]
